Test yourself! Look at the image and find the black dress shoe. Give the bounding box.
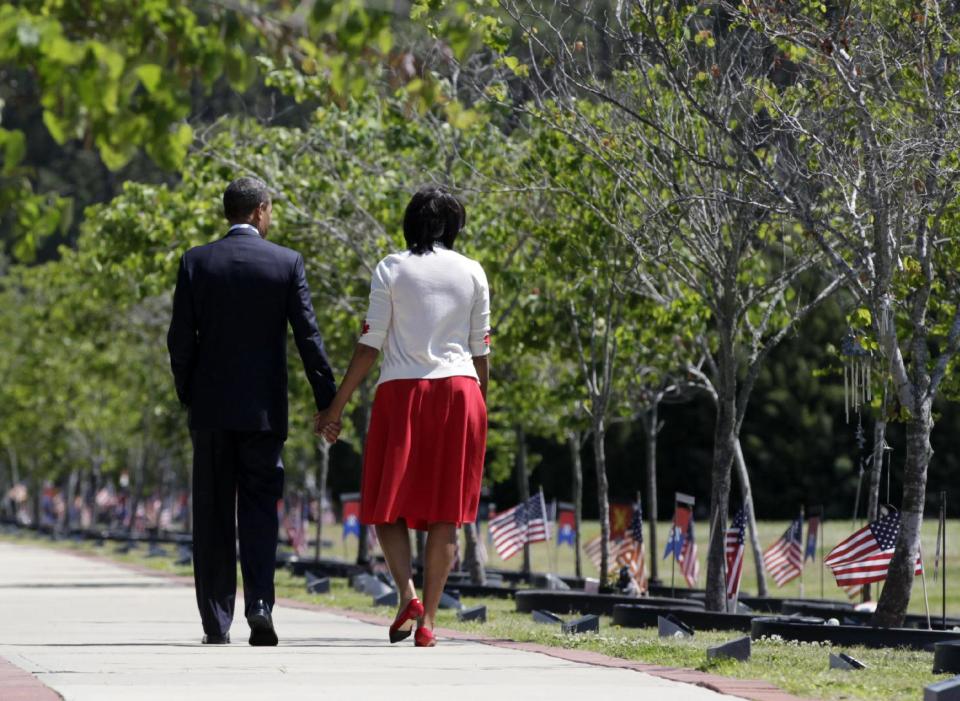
[202,633,230,644]
[247,600,278,646]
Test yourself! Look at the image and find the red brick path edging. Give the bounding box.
[36,546,814,701]
[0,656,61,701]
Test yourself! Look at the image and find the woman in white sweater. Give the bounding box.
[315,187,490,647]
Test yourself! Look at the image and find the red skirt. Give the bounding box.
[360,376,487,531]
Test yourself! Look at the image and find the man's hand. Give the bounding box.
[313,409,342,444]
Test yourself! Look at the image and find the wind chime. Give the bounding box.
[840,331,873,423]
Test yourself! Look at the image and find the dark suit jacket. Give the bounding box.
[166,225,337,438]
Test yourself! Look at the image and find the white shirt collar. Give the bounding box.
[227,223,260,236]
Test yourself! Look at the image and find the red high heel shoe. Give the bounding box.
[389,598,425,643]
[414,625,436,647]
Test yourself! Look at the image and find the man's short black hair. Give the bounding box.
[403,186,466,255]
[223,177,270,221]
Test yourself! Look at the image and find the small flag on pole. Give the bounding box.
[557,502,576,547]
[663,494,698,587]
[283,494,308,556]
[583,533,612,569]
[341,493,361,539]
[763,517,804,587]
[609,502,633,540]
[663,495,693,561]
[824,511,922,587]
[489,492,549,561]
[615,501,646,592]
[680,513,699,588]
[805,515,820,562]
[725,508,746,604]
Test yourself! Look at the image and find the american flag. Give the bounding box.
[824,511,922,587]
[805,516,820,562]
[724,508,746,603]
[679,515,699,587]
[584,533,613,569]
[284,497,308,556]
[489,493,549,561]
[842,583,864,600]
[615,503,646,592]
[763,517,804,587]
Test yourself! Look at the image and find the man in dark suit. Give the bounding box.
[167,177,337,646]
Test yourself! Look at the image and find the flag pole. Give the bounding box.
[541,487,556,577]
[819,505,825,601]
[670,528,676,598]
[942,490,947,630]
[920,544,932,630]
[799,505,805,600]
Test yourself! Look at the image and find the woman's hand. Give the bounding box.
[314,343,380,443]
[314,408,342,443]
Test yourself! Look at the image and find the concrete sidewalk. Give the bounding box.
[0,542,746,701]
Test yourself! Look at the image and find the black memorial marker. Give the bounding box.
[439,591,463,610]
[707,636,751,662]
[373,589,399,607]
[457,605,487,623]
[829,652,866,670]
[658,614,694,638]
[305,572,330,594]
[562,614,600,634]
[532,609,563,625]
[925,677,960,701]
[934,642,960,675]
[351,573,376,592]
[174,545,192,566]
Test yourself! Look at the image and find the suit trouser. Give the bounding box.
[191,429,285,636]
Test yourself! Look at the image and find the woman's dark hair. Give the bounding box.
[402,186,466,255]
[223,176,270,221]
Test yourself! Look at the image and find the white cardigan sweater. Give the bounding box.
[358,247,491,385]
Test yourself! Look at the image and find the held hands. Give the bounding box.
[313,408,342,444]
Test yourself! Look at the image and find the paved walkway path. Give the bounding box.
[0,542,748,701]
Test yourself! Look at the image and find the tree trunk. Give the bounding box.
[128,442,147,539]
[593,416,611,586]
[567,430,584,579]
[863,415,887,600]
[514,425,531,576]
[705,341,738,612]
[642,404,659,583]
[462,521,486,584]
[314,440,330,562]
[62,468,80,535]
[733,439,768,597]
[31,469,41,528]
[874,397,931,627]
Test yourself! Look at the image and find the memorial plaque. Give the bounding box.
[658,614,694,638]
[305,572,330,594]
[457,605,487,623]
[707,636,751,662]
[562,614,600,635]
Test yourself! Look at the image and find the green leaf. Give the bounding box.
[167,123,194,167]
[0,127,26,174]
[135,64,163,94]
[375,26,392,54]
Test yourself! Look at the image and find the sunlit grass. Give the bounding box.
[3,525,956,701]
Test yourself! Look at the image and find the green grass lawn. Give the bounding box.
[3,523,958,701]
